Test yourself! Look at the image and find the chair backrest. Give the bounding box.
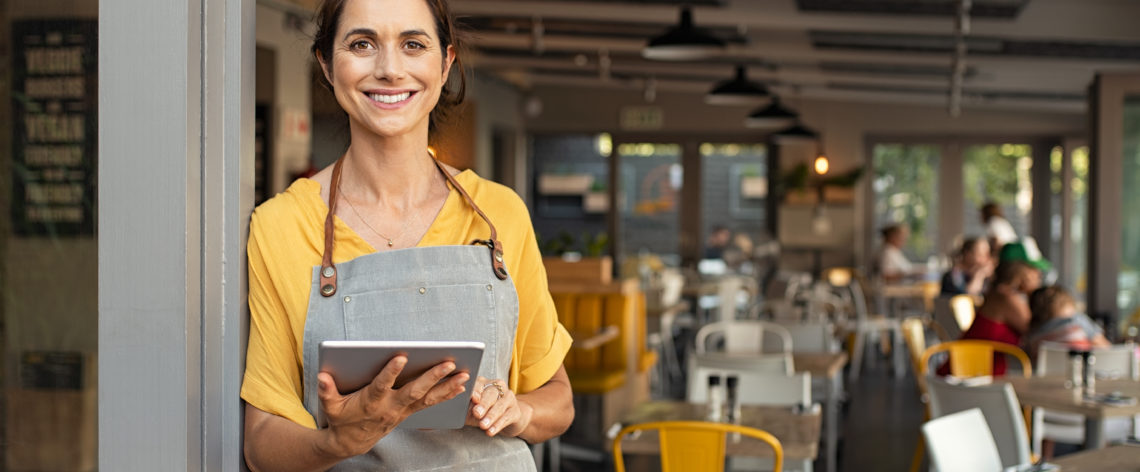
[613,421,783,472]
[932,296,963,341]
[695,320,793,355]
[926,377,1031,468]
[777,321,838,353]
[921,408,1004,472]
[1036,341,1139,380]
[687,364,811,407]
[950,295,977,331]
[900,317,928,380]
[920,340,1033,378]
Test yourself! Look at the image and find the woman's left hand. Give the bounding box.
[467,377,533,437]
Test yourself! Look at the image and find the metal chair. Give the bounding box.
[694,320,793,355]
[921,408,1004,472]
[919,339,1033,379]
[932,294,976,341]
[613,421,784,472]
[899,316,932,472]
[927,377,1034,469]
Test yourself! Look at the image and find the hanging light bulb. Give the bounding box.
[814,154,830,175]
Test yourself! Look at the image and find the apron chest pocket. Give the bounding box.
[342,283,499,342]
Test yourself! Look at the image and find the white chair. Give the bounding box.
[694,320,793,355]
[922,408,1004,472]
[778,321,839,353]
[926,376,1032,469]
[932,294,975,342]
[1032,342,1138,454]
[687,368,813,471]
[835,274,904,381]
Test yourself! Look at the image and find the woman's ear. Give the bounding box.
[316,50,333,87]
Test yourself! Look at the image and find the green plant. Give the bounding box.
[583,232,609,257]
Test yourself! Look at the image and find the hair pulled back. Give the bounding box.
[310,0,467,134]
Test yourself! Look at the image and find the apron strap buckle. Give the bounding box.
[472,239,509,280]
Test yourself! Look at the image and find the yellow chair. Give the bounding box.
[919,340,1032,378]
[612,421,783,472]
[900,317,932,472]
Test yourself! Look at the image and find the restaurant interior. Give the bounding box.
[4,0,1140,471]
[254,0,1140,470]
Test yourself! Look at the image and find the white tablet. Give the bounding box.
[317,340,484,429]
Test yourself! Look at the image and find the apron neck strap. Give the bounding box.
[319,154,508,297]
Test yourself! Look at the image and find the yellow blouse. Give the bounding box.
[241,171,571,428]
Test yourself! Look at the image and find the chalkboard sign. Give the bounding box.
[11,20,98,236]
[20,351,85,390]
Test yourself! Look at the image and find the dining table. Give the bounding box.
[608,400,822,462]
[678,351,848,472]
[1049,444,1140,472]
[1005,376,1140,449]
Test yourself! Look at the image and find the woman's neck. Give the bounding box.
[338,129,443,211]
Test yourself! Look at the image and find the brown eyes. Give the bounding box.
[347,40,427,52]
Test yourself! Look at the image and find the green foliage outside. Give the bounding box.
[962,144,1032,210]
[872,144,940,259]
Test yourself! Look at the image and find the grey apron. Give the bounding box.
[300,158,536,471]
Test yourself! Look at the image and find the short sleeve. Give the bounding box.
[241,211,317,428]
[1074,313,1104,338]
[506,203,571,394]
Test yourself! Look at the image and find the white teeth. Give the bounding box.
[369,92,411,104]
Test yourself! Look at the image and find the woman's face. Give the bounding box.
[321,0,454,139]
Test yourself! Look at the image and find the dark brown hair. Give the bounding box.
[989,260,1032,290]
[310,0,467,134]
[1029,285,1075,330]
[981,202,1002,221]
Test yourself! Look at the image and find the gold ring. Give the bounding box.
[482,381,506,398]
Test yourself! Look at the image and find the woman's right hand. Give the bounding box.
[315,355,470,458]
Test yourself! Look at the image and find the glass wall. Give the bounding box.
[1120,97,1140,319]
[529,133,609,256]
[2,2,99,469]
[618,142,683,265]
[872,143,941,261]
[699,143,769,249]
[961,144,1034,241]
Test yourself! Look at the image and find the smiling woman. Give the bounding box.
[240,1,573,471]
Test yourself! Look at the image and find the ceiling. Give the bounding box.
[445,0,1140,113]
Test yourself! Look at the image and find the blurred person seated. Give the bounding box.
[944,260,1041,376]
[720,232,755,274]
[704,225,732,259]
[981,201,1018,253]
[1023,285,1110,363]
[874,224,924,283]
[940,237,994,296]
[998,238,1054,284]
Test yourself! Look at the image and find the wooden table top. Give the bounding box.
[1005,377,1140,419]
[792,352,849,379]
[609,400,821,460]
[1050,445,1140,472]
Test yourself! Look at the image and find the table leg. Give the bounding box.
[1084,417,1106,449]
[826,374,839,472]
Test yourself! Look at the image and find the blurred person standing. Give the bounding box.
[981,201,1018,252]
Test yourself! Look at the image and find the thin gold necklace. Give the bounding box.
[337,183,418,248]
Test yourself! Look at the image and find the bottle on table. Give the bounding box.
[706,375,724,422]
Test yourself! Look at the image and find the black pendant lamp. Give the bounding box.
[706,65,769,105]
[771,121,820,144]
[744,96,798,128]
[643,7,725,61]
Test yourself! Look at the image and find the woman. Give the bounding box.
[241,1,573,470]
[940,237,993,296]
[957,260,1040,375]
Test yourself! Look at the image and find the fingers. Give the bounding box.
[419,371,469,408]
[317,371,342,404]
[479,390,513,435]
[364,355,408,403]
[398,361,458,403]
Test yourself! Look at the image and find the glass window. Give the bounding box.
[962,144,1034,241]
[618,142,683,266]
[1120,97,1140,319]
[872,143,941,260]
[699,143,768,248]
[529,134,609,257]
[3,5,99,470]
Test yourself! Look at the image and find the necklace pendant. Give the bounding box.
[387,240,394,247]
